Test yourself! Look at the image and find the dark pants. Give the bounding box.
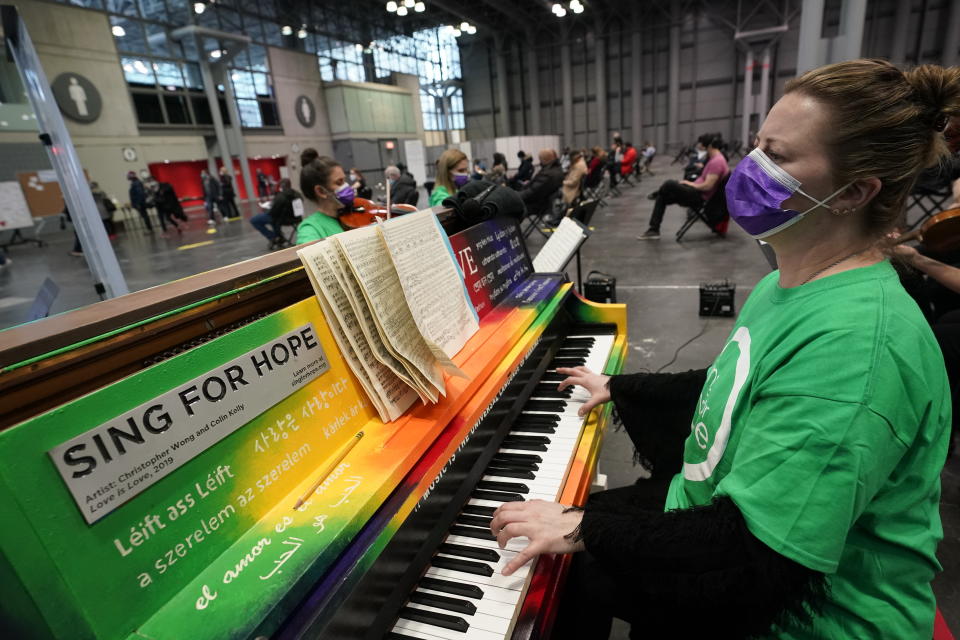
[219,197,240,219]
[133,204,153,231]
[647,179,703,232]
[250,212,277,241]
[205,199,218,221]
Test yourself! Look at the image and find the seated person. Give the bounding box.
[638,133,729,239]
[297,155,353,243]
[510,150,535,189]
[639,140,656,175]
[585,146,606,189]
[620,142,638,178]
[385,165,418,206]
[429,148,469,207]
[683,137,710,181]
[349,168,373,200]
[518,149,564,222]
[250,178,300,249]
[488,59,954,640]
[562,150,588,207]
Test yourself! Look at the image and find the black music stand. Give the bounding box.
[532,216,592,292]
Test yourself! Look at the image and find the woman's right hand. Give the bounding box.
[556,367,611,417]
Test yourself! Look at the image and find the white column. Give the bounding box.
[526,31,541,134]
[837,0,867,62]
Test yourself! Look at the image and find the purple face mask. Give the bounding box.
[725,148,850,239]
[334,183,355,207]
[452,172,470,188]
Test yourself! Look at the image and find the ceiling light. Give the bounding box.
[554,5,567,16]
[459,21,469,30]
[193,2,205,14]
[403,0,415,6]
[396,5,408,15]
[111,25,126,37]
[297,27,308,38]
[551,3,563,14]
[281,25,293,36]
[414,1,425,12]
[570,0,584,12]
[386,0,397,10]
[355,43,364,52]
[466,25,477,34]
[209,49,223,59]
[452,28,461,37]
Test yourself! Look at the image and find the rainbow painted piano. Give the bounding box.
[0,215,626,640]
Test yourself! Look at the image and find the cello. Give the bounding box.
[897,206,960,254]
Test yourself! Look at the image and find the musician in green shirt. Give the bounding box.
[297,154,351,244]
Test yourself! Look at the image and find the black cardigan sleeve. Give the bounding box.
[606,369,707,478]
[577,493,827,638]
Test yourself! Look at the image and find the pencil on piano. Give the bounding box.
[293,431,364,510]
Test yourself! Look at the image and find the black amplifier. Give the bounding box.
[584,271,617,304]
[699,280,735,316]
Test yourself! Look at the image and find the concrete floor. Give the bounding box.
[0,157,957,636]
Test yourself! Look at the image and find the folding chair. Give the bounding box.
[906,186,952,230]
[522,191,562,239]
[676,175,730,242]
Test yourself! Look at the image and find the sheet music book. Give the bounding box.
[532,216,590,273]
[298,211,479,421]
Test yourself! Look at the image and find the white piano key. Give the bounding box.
[417,580,520,606]
[480,475,562,494]
[387,622,451,640]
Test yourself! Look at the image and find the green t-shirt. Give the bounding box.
[665,260,950,638]
[429,184,451,208]
[296,211,344,244]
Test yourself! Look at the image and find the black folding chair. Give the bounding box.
[676,175,730,242]
[906,187,952,230]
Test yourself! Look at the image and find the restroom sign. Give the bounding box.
[52,73,103,123]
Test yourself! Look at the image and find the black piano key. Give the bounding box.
[488,457,539,470]
[485,466,536,479]
[493,452,542,464]
[420,577,484,600]
[432,555,494,576]
[516,412,561,422]
[563,337,596,346]
[410,591,478,616]
[461,504,496,517]
[539,372,567,382]
[511,424,556,434]
[556,348,592,357]
[456,513,494,528]
[398,606,470,633]
[450,524,499,541]
[472,489,525,502]
[531,388,572,399]
[550,357,587,368]
[504,435,551,446]
[386,632,421,640]
[438,542,501,563]
[523,399,567,412]
[499,440,548,452]
[477,480,530,494]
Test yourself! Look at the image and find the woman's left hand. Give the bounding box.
[489,500,586,576]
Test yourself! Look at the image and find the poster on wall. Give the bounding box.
[0,181,36,230]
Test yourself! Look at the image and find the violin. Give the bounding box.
[896,207,960,254]
[339,197,418,230]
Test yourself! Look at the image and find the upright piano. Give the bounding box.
[0,216,626,640]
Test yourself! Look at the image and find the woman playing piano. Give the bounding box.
[491,59,959,639]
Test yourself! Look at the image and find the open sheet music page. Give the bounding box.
[380,210,479,364]
[324,239,436,404]
[533,216,588,273]
[298,241,417,421]
[336,226,447,400]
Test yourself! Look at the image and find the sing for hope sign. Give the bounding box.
[48,324,329,524]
